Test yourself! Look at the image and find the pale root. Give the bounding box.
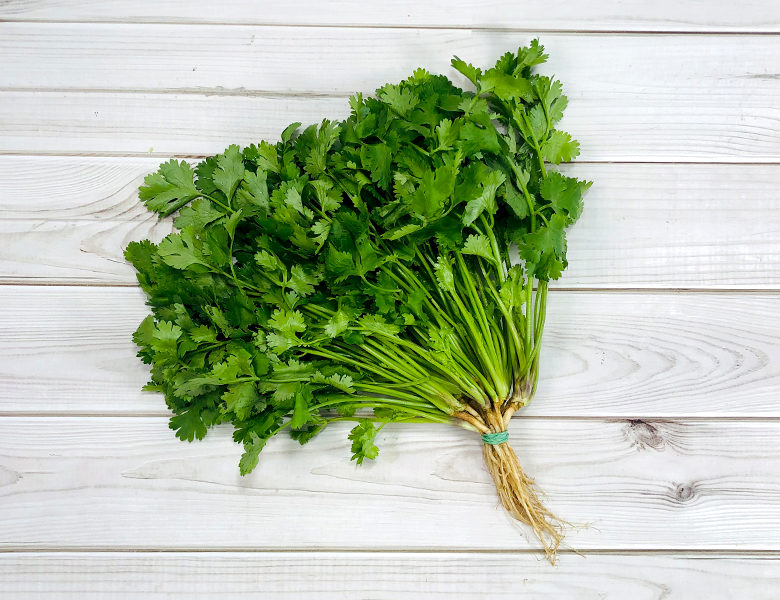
[456,402,566,563]
[482,439,564,563]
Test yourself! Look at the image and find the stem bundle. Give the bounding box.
[126,40,590,565]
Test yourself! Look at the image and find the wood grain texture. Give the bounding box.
[1,552,780,599]
[1,5,779,592]
[0,0,778,32]
[2,30,779,162]
[4,26,780,99]
[3,89,774,162]
[2,416,780,550]
[1,286,778,417]
[3,159,780,288]
[0,156,159,221]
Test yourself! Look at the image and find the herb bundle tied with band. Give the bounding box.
[126,40,591,562]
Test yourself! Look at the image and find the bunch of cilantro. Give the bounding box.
[126,40,590,485]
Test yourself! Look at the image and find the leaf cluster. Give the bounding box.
[126,40,590,471]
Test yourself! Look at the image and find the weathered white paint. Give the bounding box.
[1,0,778,32]
[1,6,779,597]
[1,552,779,599]
[2,160,779,287]
[1,417,780,550]
[0,287,778,416]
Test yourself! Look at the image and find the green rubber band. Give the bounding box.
[481,431,509,445]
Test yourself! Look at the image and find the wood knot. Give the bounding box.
[674,482,697,503]
[624,419,665,451]
[0,465,22,488]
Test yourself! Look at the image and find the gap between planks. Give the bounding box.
[2,413,779,421]
[3,547,780,555]
[2,280,779,294]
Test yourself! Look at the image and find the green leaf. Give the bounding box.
[157,230,207,269]
[458,122,501,157]
[310,179,342,213]
[170,406,208,442]
[205,306,233,336]
[528,105,547,142]
[311,219,331,250]
[174,198,224,229]
[360,142,393,190]
[348,420,380,464]
[132,315,156,348]
[325,247,356,282]
[480,69,534,102]
[540,171,584,221]
[225,209,243,239]
[314,372,354,393]
[461,233,495,262]
[239,432,266,475]
[223,382,260,421]
[519,212,568,280]
[499,265,525,309]
[281,121,302,144]
[289,265,321,296]
[255,250,284,273]
[302,120,340,176]
[151,320,181,355]
[290,384,314,429]
[249,141,279,174]
[377,84,419,116]
[174,376,220,399]
[236,170,269,211]
[359,314,400,337]
[213,145,245,201]
[534,76,567,126]
[211,349,256,382]
[451,56,482,87]
[269,309,306,335]
[517,39,548,71]
[189,324,218,344]
[324,310,351,338]
[541,130,580,164]
[434,254,455,292]
[503,183,530,219]
[285,186,314,220]
[463,170,505,225]
[138,159,201,216]
[435,118,459,150]
[382,222,423,241]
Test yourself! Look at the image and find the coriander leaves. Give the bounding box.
[126,39,590,475]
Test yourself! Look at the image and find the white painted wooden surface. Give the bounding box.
[1,1,778,32]
[1,3,779,597]
[3,417,780,550]
[2,553,779,600]
[2,287,778,416]
[3,160,780,288]
[2,32,778,162]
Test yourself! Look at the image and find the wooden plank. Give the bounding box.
[0,218,172,284]
[0,0,778,32]
[1,552,779,599]
[1,31,779,162]
[0,155,159,221]
[0,91,343,156]
[4,26,779,98]
[2,159,780,288]
[2,89,776,162]
[1,416,780,550]
[1,287,778,417]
